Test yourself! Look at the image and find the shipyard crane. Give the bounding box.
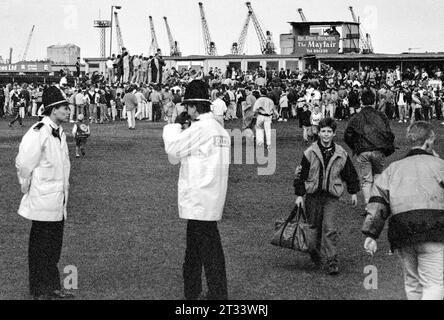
[246,2,275,55]
[198,2,217,55]
[149,16,160,56]
[114,11,125,54]
[22,25,35,61]
[348,6,373,53]
[163,17,181,56]
[231,10,252,55]
[298,8,307,22]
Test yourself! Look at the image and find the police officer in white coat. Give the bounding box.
[163,81,230,300]
[15,86,72,300]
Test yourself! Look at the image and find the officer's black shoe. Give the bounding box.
[327,264,339,276]
[32,294,51,300]
[309,251,322,268]
[49,290,75,299]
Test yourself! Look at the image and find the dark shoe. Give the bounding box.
[81,150,86,156]
[49,290,75,299]
[309,251,322,268]
[32,294,51,300]
[327,263,339,276]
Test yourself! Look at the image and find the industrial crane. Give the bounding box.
[149,16,160,56]
[245,2,275,55]
[298,8,307,22]
[348,6,374,53]
[22,25,35,61]
[231,10,252,55]
[198,2,217,55]
[163,17,181,56]
[114,11,125,54]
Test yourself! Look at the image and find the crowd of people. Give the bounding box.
[2,54,444,134]
[7,52,444,300]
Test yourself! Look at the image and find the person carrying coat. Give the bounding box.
[15,86,73,300]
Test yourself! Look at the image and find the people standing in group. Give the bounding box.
[15,86,73,300]
[163,80,230,300]
[363,121,444,300]
[344,88,395,204]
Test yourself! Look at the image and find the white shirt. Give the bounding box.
[15,117,70,221]
[311,112,323,126]
[106,59,114,69]
[162,113,230,221]
[211,98,227,116]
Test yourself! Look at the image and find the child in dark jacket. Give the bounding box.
[294,117,360,275]
[300,103,312,143]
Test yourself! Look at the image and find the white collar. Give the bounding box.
[42,116,60,130]
[196,113,214,121]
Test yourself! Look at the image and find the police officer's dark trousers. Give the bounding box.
[183,220,227,300]
[28,219,64,296]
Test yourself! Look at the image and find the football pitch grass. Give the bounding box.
[1,117,443,300]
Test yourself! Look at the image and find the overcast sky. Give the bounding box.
[1,0,444,62]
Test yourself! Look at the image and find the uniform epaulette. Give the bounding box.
[33,122,44,131]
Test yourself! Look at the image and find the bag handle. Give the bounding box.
[294,204,309,223]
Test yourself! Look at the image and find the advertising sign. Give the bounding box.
[0,63,53,73]
[295,35,339,54]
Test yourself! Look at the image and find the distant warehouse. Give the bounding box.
[47,44,80,65]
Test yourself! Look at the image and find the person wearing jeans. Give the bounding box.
[355,150,385,204]
[344,89,395,203]
[363,121,444,300]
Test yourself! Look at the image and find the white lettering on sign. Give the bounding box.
[295,36,339,54]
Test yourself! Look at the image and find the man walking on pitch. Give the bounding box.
[163,80,230,300]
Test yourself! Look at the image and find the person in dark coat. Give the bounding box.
[344,88,395,204]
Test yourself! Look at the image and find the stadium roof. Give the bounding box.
[288,21,360,26]
[315,52,444,60]
[164,54,305,60]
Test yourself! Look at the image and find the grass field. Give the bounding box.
[1,116,443,300]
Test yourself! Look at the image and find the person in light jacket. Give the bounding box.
[162,80,230,300]
[362,121,444,300]
[15,86,73,300]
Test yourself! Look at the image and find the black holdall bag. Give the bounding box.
[271,205,317,252]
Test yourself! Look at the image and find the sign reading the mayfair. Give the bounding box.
[295,35,339,54]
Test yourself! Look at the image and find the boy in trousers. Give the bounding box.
[72,113,90,158]
[15,86,73,300]
[294,118,360,275]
